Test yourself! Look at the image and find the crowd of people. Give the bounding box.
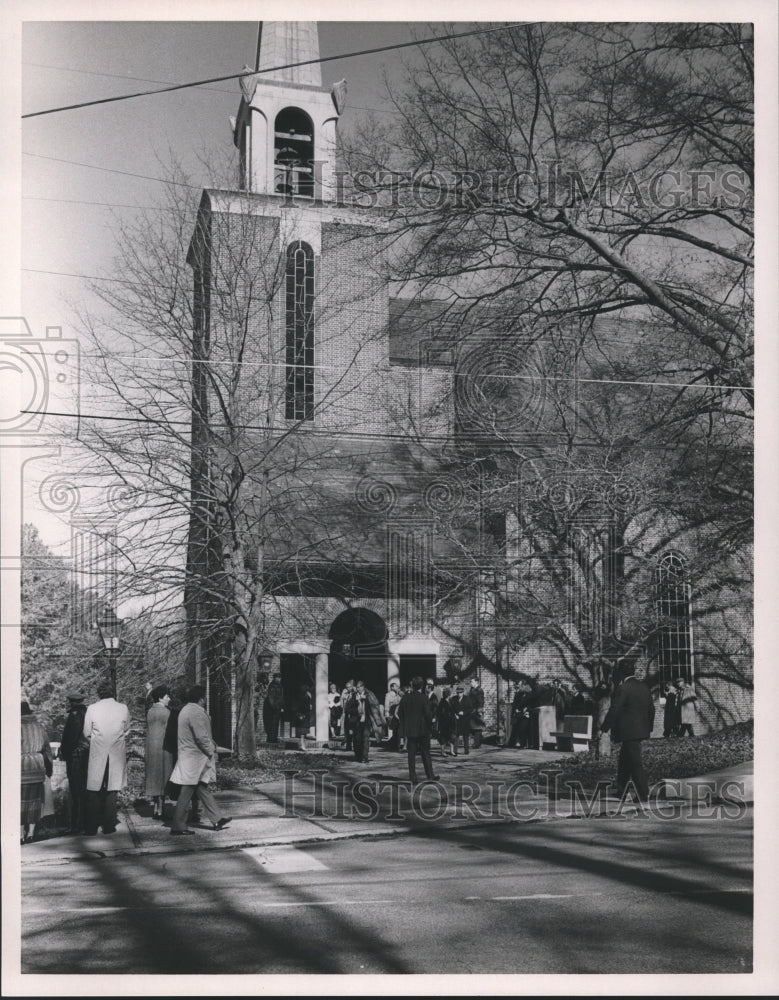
[22,668,699,840]
[20,680,233,843]
[327,675,488,762]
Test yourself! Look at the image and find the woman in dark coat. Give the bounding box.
[662,681,679,737]
[21,701,53,844]
[293,684,314,750]
[59,693,89,833]
[145,684,173,818]
[435,688,456,756]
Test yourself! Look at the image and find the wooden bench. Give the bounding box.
[550,715,595,753]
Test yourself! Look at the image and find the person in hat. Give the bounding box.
[83,680,131,836]
[58,692,90,833]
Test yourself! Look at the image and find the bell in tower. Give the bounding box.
[232,22,343,202]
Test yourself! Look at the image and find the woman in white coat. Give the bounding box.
[83,681,130,836]
[168,684,232,836]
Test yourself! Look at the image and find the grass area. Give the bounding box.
[216,748,341,790]
[519,720,754,791]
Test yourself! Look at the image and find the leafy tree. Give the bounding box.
[21,524,101,737]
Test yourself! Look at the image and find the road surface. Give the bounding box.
[21,810,752,975]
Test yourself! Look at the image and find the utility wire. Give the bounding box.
[23,61,402,114]
[22,151,204,187]
[22,22,525,119]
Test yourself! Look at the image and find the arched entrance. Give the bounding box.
[329,607,388,698]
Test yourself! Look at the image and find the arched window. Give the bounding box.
[285,241,314,421]
[274,108,314,197]
[654,552,693,687]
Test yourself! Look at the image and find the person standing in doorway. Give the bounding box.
[169,685,231,836]
[328,682,342,740]
[384,681,401,750]
[341,679,356,752]
[600,664,655,804]
[293,684,314,750]
[263,672,284,744]
[58,692,89,833]
[83,681,131,836]
[398,676,439,783]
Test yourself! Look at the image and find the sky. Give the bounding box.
[15,17,437,555]
[21,20,422,344]
[4,0,776,562]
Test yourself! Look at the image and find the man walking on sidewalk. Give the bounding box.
[398,676,439,784]
[83,681,130,836]
[600,663,655,803]
[169,685,232,836]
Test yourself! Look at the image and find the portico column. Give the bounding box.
[315,653,329,743]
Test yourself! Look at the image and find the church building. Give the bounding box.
[183,22,752,750]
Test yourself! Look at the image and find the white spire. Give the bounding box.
[258,22,322,87]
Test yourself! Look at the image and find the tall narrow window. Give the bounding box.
[285,241,314,421]
[654,552,693,686]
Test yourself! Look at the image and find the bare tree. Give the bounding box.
[67,160,389,757]
[339,21,753,728]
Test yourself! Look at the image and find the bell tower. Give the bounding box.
[232,22,342,201]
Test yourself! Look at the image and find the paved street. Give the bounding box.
[22,809,752,975]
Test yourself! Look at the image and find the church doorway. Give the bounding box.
[279,652,317,722]
[329,607,388,699]
[399,653,438,686]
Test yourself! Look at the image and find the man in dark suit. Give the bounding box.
[601,664,655,803]
[450,685,473,755]
[398,676,439,784]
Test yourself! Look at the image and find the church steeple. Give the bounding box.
[257,21,322,87]
[232,21,341,201]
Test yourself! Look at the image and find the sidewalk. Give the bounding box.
[19,744,754,866]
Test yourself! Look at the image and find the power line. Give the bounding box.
[22,22,525,119]
[23,59,402,115]
[22,151,204,188]
[23,195,171,210]
[22,267,134,284]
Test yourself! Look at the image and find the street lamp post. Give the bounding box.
[96,605,123,698]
